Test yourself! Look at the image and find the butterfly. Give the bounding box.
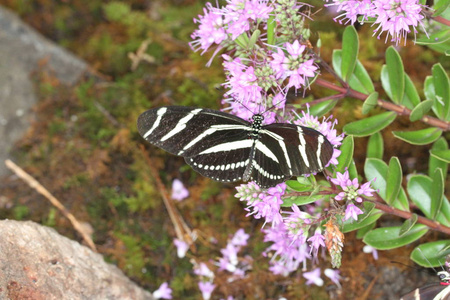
[137,106,333,188]
[401,269,450,300]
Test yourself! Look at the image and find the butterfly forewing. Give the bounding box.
[137,106,250,157]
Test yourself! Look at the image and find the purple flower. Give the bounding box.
[153,282,172,299]
[270,40,318,90]
[307,230,326,257]
[171,179,189,201]
[283,205,311,243]
[331,170,375,203]
[324,268,342,288]
[194,262,215,279]
[173,238,189,258]
[372,0,426,45]
[231,228,249,247]
[198,281,216,300]
[363,245,379,260]
[221,243,239,266]
[263,222,310,276]
[190,3,227,53]
[303,268,324,286]
[344,203,364,221]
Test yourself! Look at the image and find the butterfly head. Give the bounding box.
[438,271,450,285]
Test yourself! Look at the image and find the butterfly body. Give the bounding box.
[137,106,333,188]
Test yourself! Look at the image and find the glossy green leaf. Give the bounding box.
[332,50,374,94]
[433,0,450,16]
[431,168,444,219]
[342,202,382,233]
[402,74,421,109]
[364,224,428,250]
[362,92,379,114]
[352,60,375,94]
[285,180,313,192]
[409,99,434,122]
[309,99,338,117]
[367,132,384,159]
[407,175,450,226]
[429,137,449,178]
[411,241,450,268]
[356,222,376,239]
[431,63,450,120]
[336,135,354,173]
[415,30,450,54]
[399,214,418,236]
[283,194,328,207]
[348,159,358,180]
[341,26,359,82]
[381,65,393,100]
[344,112,396,137]
[396,187,410,212]
[385,47,405,103]
[424,76,435,104]
[393,128,442,145]
[364,158,387,199]
[386,157,402,206]
[430,149,450,163]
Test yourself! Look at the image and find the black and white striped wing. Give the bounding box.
[250,123,333,188]
[137,106,254,182]
[401,284,450,300]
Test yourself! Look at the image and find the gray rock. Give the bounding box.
[0,219,154,300]
[0,6,88,176]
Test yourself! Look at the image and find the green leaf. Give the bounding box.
[282,194,329,207]
[267,15,276,45]
[362,92,379,114]
[342,202,382,233]
[341,26,359,82]
[356,222,376,239]
[344,112,396,137]
[363,224,428,250]
[385,47,405,103]
[393,128,442,145]
[386,157,402,206]
[352,60,375,94]
[332,50,374,94]
[410,241,450,268]
[336,135,354,173]
[430,149,450,163]
[431,63,450,120]
[285,180,313,192]
[348,159,358,180]
[409,99,434,122]
[367,132,384,159]
[431,168,444,219]
[433,0,450,16]
[407,175,450,226]
[429,137,449,178]
[395,187,410,212]
[402,73,421,109]
[415,29,450,54]
[309,99,338,117]
[399,214,418,236]
[364,158,388,199]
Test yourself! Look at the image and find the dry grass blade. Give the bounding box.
[5,159,97,252]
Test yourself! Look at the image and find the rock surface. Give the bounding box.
[0,6,88,176]
[0,219,154,300]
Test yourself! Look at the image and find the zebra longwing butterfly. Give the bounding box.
[137,106,333,188]
[401,270,450,300]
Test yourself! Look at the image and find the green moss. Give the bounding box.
[13,205,30,220]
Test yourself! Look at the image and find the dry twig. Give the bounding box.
[5,159,97,252]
